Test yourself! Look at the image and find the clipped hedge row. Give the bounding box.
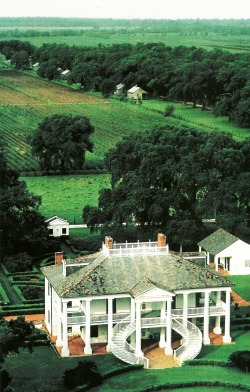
[0,283,10,303]
[186,360,228,367]
[0,307,45,316]
[136,381,250,392]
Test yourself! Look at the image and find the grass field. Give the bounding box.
[21,174,110,223]
[1,70,249,173]
[3,331,250,392]
[227,275,250,301]
[1,30,249,53]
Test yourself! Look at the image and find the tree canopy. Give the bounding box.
[0,141,47,255]
[83,126,250,246]
[29,114,94,174]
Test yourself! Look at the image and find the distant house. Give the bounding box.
[127,85,147,100]
[46,216,69,237]
[198,228,250,275]
[32,62,39,71]
[114,83,125,95]
[61,69,71,80]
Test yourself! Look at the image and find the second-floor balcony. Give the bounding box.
[67,303,226,325]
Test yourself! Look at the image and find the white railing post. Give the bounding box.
[223,289,232,343]
[61,302,69,357]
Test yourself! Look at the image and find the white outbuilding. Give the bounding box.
[46,216,69,237]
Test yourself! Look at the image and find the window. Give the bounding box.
[62,228,67,235]
[80,326,84,332]
[67,327,72,333]
[245,260,250,267]
[142,303,146,310]
[48,283,51,296]
[49,229,53,235]
[48,310,50,324]
[68,301,72,308]
[91,326,98,338]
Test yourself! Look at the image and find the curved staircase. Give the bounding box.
[110,315,202,368]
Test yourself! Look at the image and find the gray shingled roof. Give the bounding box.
[41,251,232,299]
[198,228,239,256]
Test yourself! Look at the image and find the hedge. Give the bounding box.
[0,307,45,316]
[103,364,143,380]
[0,283,10,303]
[136,381,250,392]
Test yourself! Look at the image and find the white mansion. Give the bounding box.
[41,234,233,368]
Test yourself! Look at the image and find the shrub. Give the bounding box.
[21,285,44,300]
[229,350,250,372]
[4,253,33,273]
[63,360,102,390]
[164,105,175,117]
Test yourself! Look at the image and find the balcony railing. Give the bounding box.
[67,303,226,325]
[102,241,169,257]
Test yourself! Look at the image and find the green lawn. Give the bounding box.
[227,275,250,301]
[4,331,250,392]
[21,174,110,223]
[143,100,250,140]
[6,31,250,53]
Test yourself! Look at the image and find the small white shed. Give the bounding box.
[127,85,147,100]
[198,228,250,275]
[46,216,69,237]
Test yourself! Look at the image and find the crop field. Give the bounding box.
[2,31,249,53]
[1,70,249,173]
[21,174,110,223]
[0,70,168,172]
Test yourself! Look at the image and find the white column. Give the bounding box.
[56,306,63,347]
[106,298,113,352]
[61,301,69,357]
[84,299,92,354]
[207,252,210,266]
[131,298,135,323]
[214,256,218,271]
[135,301,143,356]
[159,301,166,348]
[213,291,222,334]
[165,299,173,355]
[223,289,232,343]
[203,291,210,344]
[183,292,188,328]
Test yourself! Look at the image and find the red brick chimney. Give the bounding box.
[105,236,113,249]
[55,252,64,265]
[157,233,167,247]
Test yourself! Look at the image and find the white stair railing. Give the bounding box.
[110,316,149,368]
[110,314,202,368]
[172,318,202,365]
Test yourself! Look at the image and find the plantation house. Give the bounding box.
[41,234,233,368]
[198,228,250,275]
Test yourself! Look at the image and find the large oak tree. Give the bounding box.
[29,114,94,174]
[84,126,250,246]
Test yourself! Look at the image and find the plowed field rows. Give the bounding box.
[0,70,166,172]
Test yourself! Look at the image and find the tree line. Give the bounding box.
[0,40,249,127]
[83,125,250,248]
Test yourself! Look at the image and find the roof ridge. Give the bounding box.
[61,252,107,296]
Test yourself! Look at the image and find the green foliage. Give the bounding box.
[63,360,102,390]
[97,126,250,245]
[0,368,12,391]
[4,253,33,273]
[20,285,44,300]
[229,351,250,372]
[164,105,175,117]
[29,114,94,174]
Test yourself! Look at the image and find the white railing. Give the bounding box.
[172,304,226,318]
[110,316,149,368]
[173,319,202,364]
[102,242,169,257]
[68,311,131,325]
